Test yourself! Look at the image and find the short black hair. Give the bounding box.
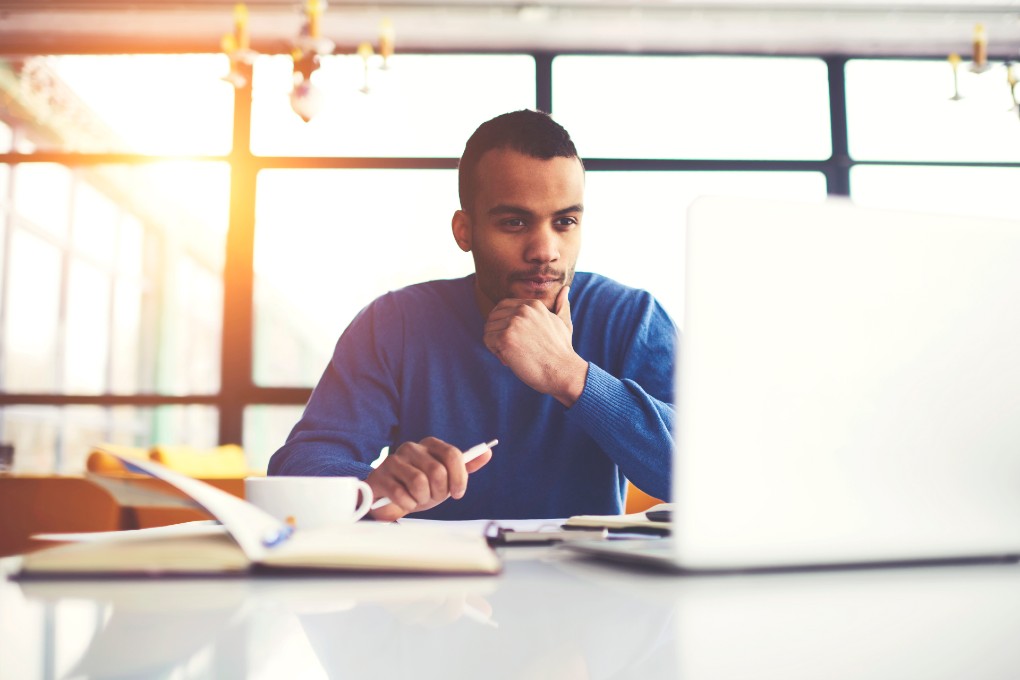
[458,109,582,212]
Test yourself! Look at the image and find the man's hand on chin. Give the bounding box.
[482,285,589,407]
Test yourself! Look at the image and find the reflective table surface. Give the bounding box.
[3,542,1020,679]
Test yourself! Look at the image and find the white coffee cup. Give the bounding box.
[245,476,373,529]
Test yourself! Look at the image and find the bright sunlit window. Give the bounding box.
[253,168,471,387]
[42,55,235,155]
[846,59,1020,162]
[2,47,1016,474]
[250,54,536,157]
[851,165,1020,221]
[0,405,218,473]
[553,56,832,160]
[582,171,829,324]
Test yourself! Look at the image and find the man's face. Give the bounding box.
[453,148,584,314]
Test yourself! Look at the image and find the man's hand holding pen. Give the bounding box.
[366,438,496,521]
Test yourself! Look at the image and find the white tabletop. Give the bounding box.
[3,539,1020,680]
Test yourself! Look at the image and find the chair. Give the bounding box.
[0,476,121,558]
[87,444,252,529]
[624,481,663,514]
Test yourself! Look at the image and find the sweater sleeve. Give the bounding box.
[267,295,402,479]
[565,294,677,500]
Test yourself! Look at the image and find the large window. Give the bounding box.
[0,55,231,470]
[251,54,536,157]
[7,55,234,155]
[845,59,1020,163]
[253,168,471,387]
[1,51,1017,474]
[2,162,228,396]
[553,56,832,160]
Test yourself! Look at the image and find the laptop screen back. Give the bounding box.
[674,196,1020,569]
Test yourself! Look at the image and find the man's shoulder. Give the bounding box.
[572,272,657,308]
[371,275,473,310]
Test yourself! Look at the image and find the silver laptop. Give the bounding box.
[569,195,1020,571]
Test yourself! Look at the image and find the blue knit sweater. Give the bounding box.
[268,272,677,519]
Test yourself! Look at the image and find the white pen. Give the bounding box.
[369,439,499,512]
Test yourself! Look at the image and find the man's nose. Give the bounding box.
[524,223,560,264]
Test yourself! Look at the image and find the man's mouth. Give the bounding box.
[511,273,564,295]
[511,269,564,285]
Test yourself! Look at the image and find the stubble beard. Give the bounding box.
[474,257,575,312]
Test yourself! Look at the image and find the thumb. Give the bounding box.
[465,449,492,474]
[555,285,572,323]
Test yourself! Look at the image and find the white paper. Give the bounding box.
[32,520,222,543]
[98,448,285,561]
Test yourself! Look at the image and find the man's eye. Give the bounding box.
[555,217,579,229]
[501,219,526,229]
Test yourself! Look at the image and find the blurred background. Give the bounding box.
[0,0,1017,473]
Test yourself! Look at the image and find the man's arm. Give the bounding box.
[268,297,401,479]
[268,293,491,521]
[483,285,676,500]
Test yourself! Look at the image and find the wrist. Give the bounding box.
[553,356,589,408]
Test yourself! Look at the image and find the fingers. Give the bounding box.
[484,298,546,327]
[366,437,472,520]
[464,449,492,474]
[554,286,572,325]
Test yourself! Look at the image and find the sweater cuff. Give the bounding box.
[566,362,627,435]
[274,454,375,480]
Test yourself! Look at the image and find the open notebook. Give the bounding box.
[17,453,501,577]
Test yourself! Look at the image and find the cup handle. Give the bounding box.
[353,481,374,521]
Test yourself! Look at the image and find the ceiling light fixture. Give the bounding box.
[221,3,256,88]
[289,0,335,122]
[946,23,1019,121]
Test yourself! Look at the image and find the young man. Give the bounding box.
[268,110,677,521]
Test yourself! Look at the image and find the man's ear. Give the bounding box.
[452,210,472,253]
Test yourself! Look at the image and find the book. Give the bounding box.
[562,502,673,535]
[17,453,501,577]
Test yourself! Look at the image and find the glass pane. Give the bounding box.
[13,163,72,237]
[167,256,223,394]
[64,259,111,394]
[61,405,110,472]
[554,56,832,160]
[150,405,220,449]
[1,162,227,395]
[0,55,234,155]
[851,166,1020,221]
[244,405,305,473]
[582,171,829,324]
[110,279,143,393]
[118,215,144,276]
[0,118,12,152]
[0,405,219,473]
[3,230,61,392]
[0,164,7,301]
[71,181,120,267]
[0,162,9,203]
[253,168,470,386]
[112,162,226,395]
[251,54,536,157]
[0,406,59,472]
[846,59,1020,162]
[109,405,219,450]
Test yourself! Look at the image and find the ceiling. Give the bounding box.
[1,0,1019,56]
